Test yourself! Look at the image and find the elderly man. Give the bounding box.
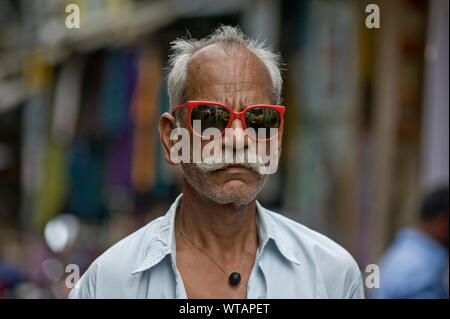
[69,26,364,299]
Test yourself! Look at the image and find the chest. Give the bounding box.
[176,249,256,299]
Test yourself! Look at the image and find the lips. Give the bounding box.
[225,164,246,169]
[213,164,250,172]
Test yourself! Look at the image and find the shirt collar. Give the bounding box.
[132,194,299,275]
[255,201,301,265]
[131,194,180,275]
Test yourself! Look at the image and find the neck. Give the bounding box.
[175,180,260,261]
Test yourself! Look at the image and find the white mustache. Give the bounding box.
[194,151,266,174]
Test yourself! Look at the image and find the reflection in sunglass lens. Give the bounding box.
[245,107,281,139]
[190,104,230,136]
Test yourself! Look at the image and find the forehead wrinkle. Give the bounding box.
[186,44,272,105]
[234,49,256,107]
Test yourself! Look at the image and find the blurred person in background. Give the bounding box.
[372,186,449,299]
[69,25,364,299]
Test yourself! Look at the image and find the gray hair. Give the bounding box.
[166,25,283,112]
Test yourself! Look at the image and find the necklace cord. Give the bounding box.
[175,214,253,276]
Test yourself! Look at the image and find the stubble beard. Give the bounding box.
[180,162,269,206]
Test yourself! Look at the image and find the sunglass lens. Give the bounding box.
[245,107,281,139]
[190,104,230,136]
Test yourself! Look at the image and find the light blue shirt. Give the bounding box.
[371,227,449,299]
[69,194,364,298]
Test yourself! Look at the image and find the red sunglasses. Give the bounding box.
[171,101,285,141]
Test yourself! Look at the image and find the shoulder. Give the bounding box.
[262,207,364,297]
[68,214,168,298]
[97,214,168,267]
[265,208,359,268]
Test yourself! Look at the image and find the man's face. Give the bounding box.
[176,43,282,206]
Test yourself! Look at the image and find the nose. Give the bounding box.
[222,117,249,150]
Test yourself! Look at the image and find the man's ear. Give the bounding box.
[158,112,178,165]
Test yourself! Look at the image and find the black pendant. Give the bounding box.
[229,272,241,286]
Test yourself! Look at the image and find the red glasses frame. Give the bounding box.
[171,101,285,141]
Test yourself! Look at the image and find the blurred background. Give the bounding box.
[0,0,448,298]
